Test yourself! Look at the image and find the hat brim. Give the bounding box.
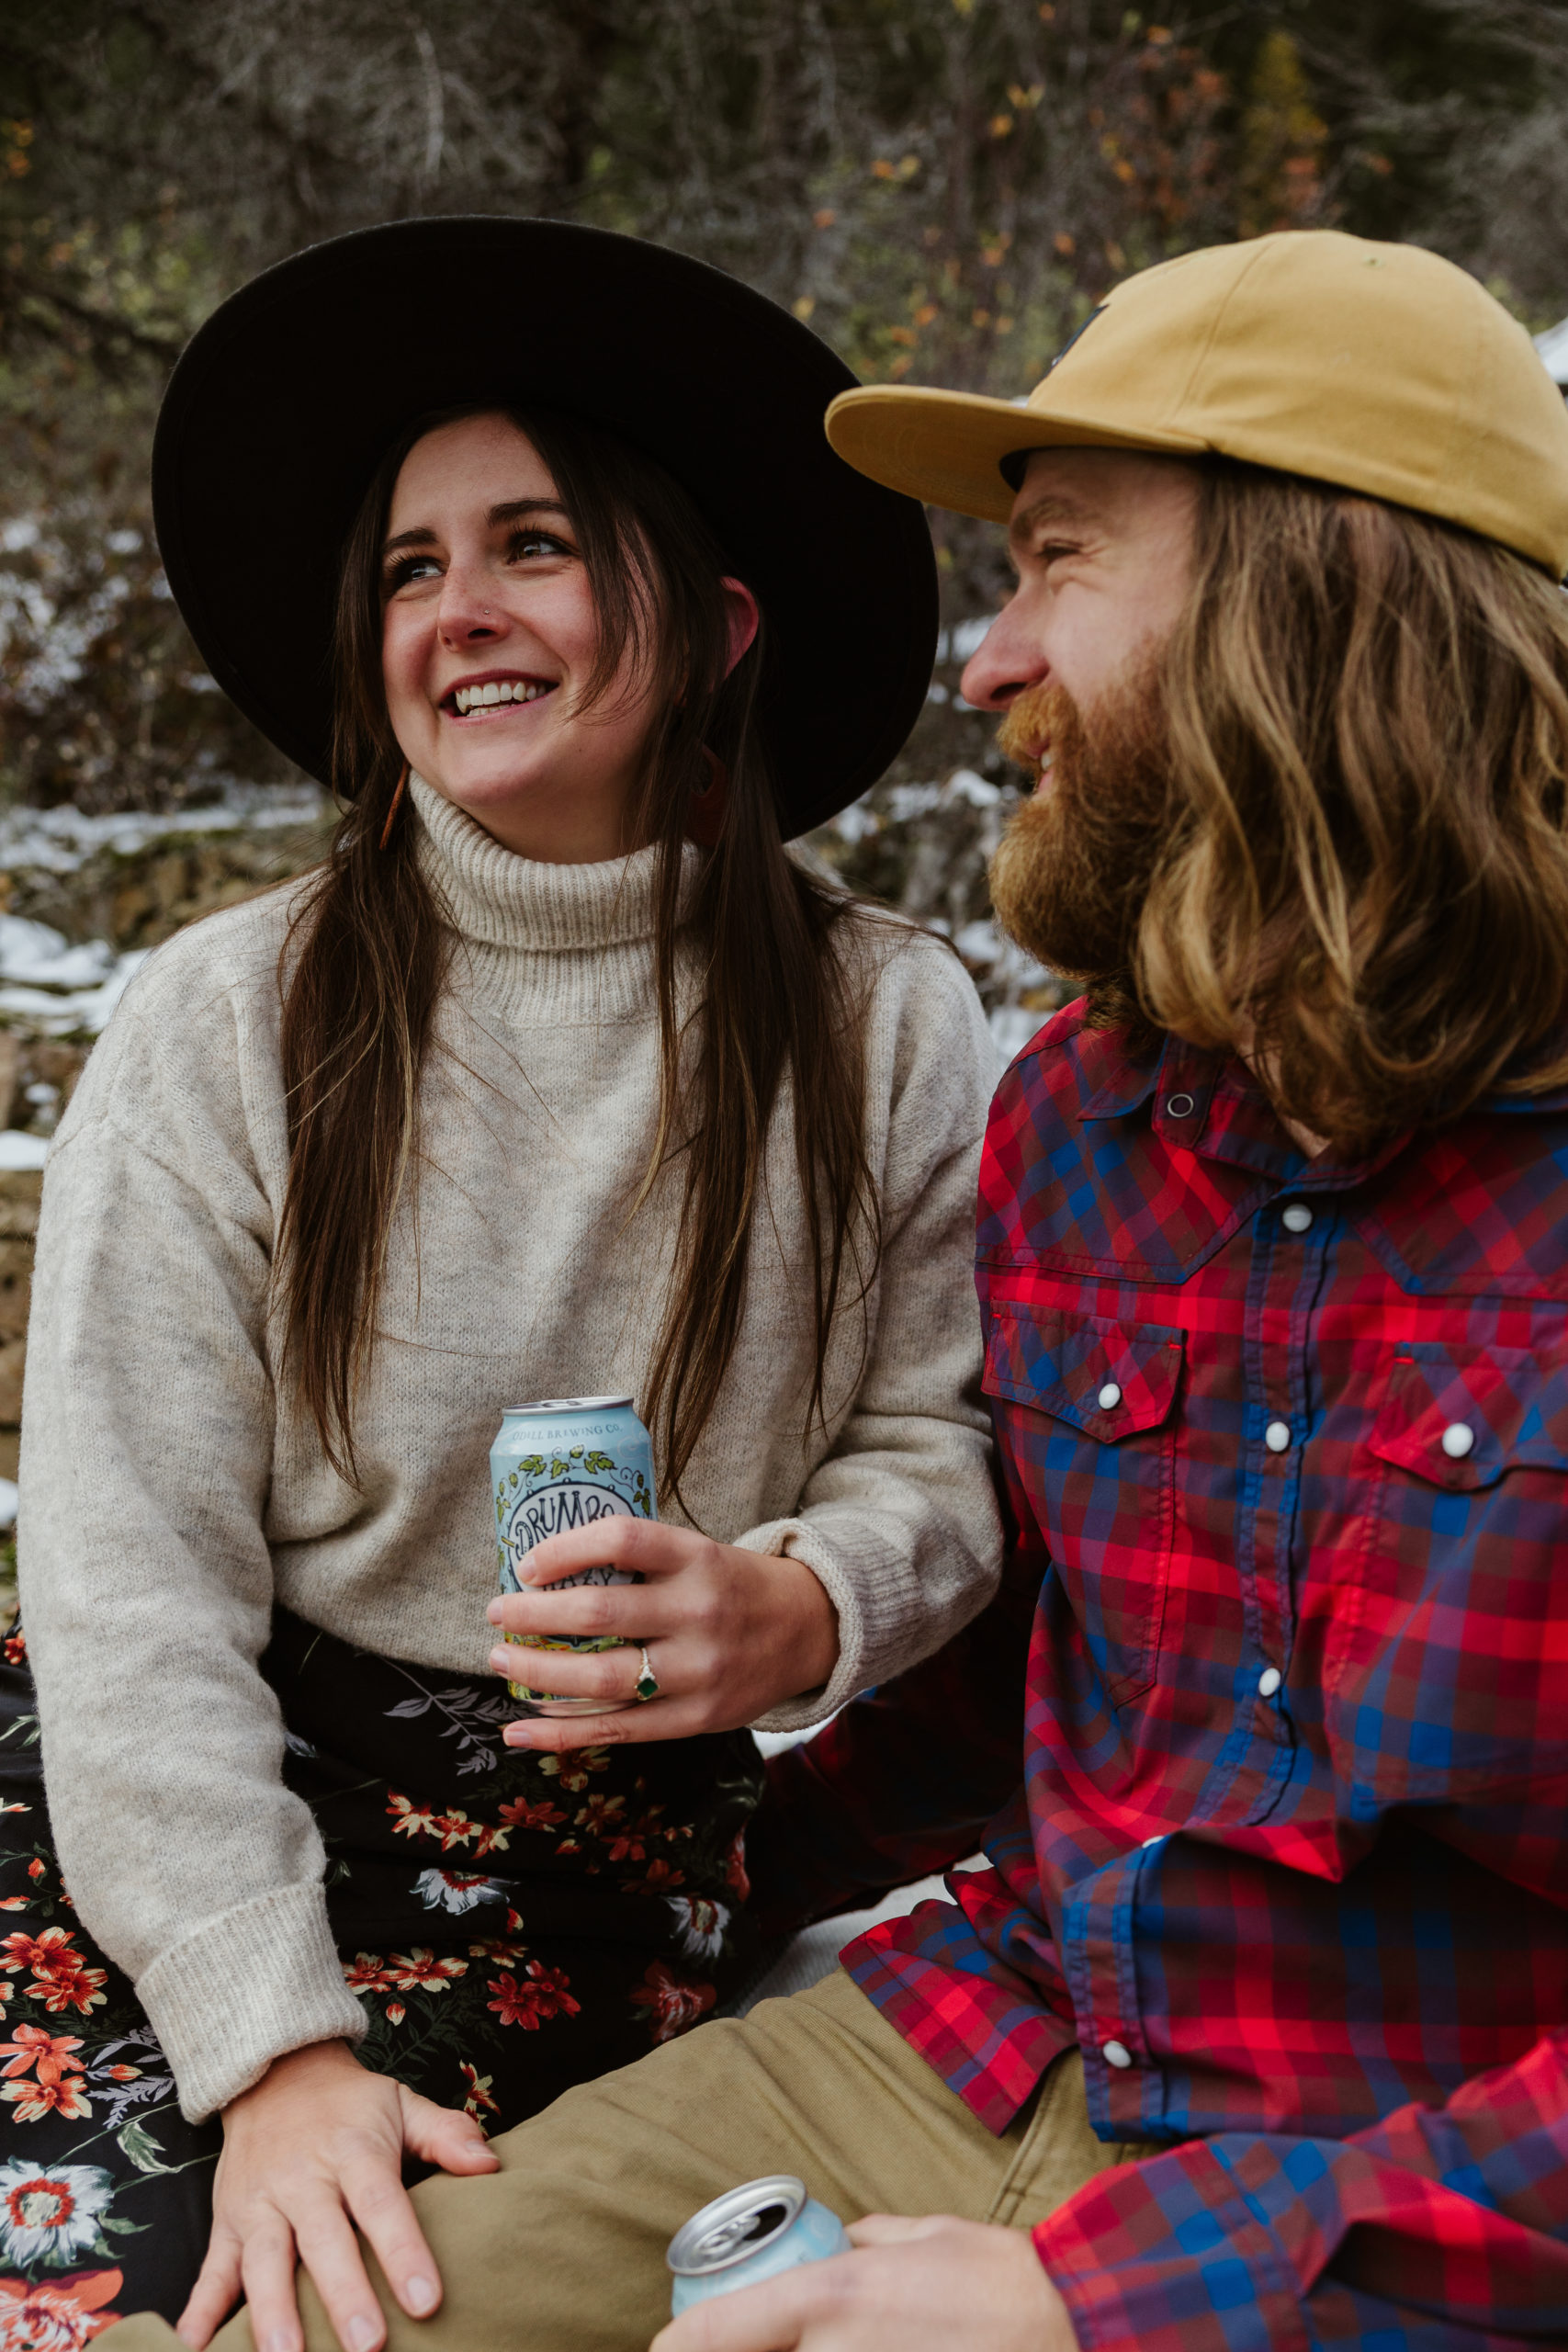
[825,383,1209,522]
[152,219,939,838]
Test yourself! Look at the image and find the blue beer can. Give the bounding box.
[491,1395,656,1717]
[667,2176,852,2316]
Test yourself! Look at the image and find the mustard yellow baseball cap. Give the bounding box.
[825,229,1568,576]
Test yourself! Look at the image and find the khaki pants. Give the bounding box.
[110,1973,1158,2352]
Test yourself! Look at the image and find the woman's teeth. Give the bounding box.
[453,680,551,715]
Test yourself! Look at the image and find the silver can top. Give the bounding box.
[667,2176,807,2278]
[502,1396,635,1416]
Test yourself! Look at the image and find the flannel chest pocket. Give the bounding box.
[1334,1341,1568,1798]
[983,1306,1185,1702]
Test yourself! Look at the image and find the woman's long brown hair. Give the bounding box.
[276,407,880,1496]
[1098,459,1568,1154]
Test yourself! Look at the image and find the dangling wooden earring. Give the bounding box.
[378,761,411,850]
[686,747,729,849]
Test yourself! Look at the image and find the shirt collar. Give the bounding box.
[1080,1031,1396,1192]
[1078,1022,1568,1194]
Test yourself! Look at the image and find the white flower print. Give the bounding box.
[412,1869,506,1916]
[666,1894,729,1962]
[0,2159,113,2268]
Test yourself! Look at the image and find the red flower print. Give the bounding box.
[724,1832,750,1902]
[604,1825,648,1864]
[537,1747,609,1794]
[433,1810,479,1853]
[468,1823,508,1860]
[2,2075,91,2122]
[24,1861,42,1883]
[0,2267,123,2352]
[554,1837,583,1857]
[458,2064,499,2124]
[495,1796,567,1833]
[342,1954,392,1995]
[1,1929,76,1977]
[485,1973,540,2029]
[484,1964,579,2030]
[0,1900,28,1913]
[623,1860,685,1894]
[385,1950,468,1994]
[384,2001,406,2025]
[573,1794,626,1838]
[523,1961,579,2021]
[386,1792,442,1841]
[630,1962,716,2045]
[0,2025,84,2084]
[0,1805,27,1819]
[2,1628,26,1668]
[466,1939,527,1965]
[26,1967,107,2019]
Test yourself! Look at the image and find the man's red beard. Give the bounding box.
[988,662,1173,990]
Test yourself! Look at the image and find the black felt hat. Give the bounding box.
[152,216,938,837]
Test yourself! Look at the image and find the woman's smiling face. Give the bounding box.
[379,411,659,863]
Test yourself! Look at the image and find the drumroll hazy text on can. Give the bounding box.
[666,2176,852,2315]
[491,1396,656,1717]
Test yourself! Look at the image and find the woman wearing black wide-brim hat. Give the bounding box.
[6,220,1000,2337]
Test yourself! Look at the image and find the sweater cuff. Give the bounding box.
[137,1879,367,2123]
[733,1516,869,1734]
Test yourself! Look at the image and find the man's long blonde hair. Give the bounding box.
[1098,459,1568,1154]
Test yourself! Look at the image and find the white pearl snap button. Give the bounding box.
[1258,1667,1282,1699]
[1098,1382,1122,1411]
[1165,1093,1195,1118]
[1281,1203,1313,1233]
[1265,1420,1291,1453]
[1101,2040,1134,2069]
[1441,1421,1475,1460]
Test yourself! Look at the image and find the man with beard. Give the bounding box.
[114,231,1568,2352]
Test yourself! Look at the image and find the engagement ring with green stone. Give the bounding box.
[635,1645,660,1702]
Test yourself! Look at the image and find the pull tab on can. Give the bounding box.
[666,2176,852,2315]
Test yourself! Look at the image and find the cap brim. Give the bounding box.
[825,383,1208,520]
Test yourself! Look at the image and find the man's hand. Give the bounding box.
[177,2040,499,2352]
[649,2214,1079,2352]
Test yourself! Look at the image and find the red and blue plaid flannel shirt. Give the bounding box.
[756,1006,1568,2351]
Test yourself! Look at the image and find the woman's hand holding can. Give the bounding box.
[487,1518,839,1750]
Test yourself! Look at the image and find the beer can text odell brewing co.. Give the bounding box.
[491,1396,656,1717]
[666,2177,852,2316]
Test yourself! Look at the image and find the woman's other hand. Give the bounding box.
[486,1520,839,1751]
[177,2039,499,2352]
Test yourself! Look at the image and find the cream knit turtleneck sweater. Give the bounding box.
[18,779,1001,2123]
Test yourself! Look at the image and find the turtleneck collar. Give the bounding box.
[408,773,703,1025]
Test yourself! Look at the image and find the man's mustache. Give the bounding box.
[995,680,1072,779]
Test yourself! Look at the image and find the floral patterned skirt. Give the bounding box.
[0,1608,764,2336]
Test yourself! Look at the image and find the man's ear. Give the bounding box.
[721,576,761,675]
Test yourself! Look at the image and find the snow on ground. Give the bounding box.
[0,780,325,875]
[0,921,150,1038]
[0,781,328,1057]
[0,1130,50,1170]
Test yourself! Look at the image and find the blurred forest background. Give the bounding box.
[0,0,1565,1097]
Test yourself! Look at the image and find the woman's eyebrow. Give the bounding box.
[379,500,570,560]
[488,497,570,528]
